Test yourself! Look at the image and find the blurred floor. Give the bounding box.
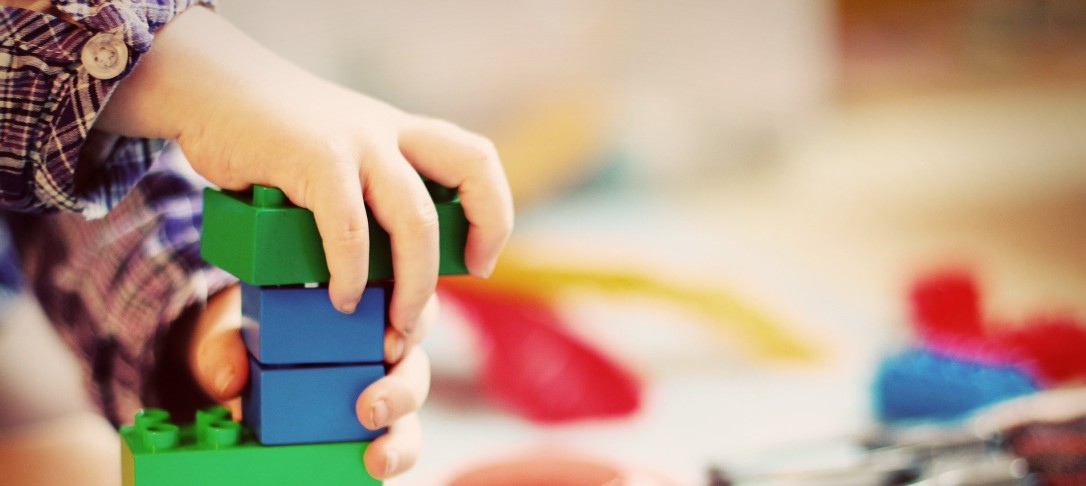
[410,85,1086,486]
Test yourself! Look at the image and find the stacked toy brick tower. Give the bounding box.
[120,182,467,485]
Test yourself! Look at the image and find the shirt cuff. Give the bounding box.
[0,1,213,214]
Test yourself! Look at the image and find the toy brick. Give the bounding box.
[241,283,386,365]
[200,187,389,285]
[243,356,385,445]
[435,200,469,275]
[873,347,1037,423]
[201,185,469,285]
[121,407,380,486]
[423,178,459,203]
[251,184,289,207]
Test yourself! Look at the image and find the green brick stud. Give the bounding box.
[121,407,380,486]
[201,184,468,285]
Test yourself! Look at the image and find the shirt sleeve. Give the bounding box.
[0,0,212,215]
[12,143,237,424]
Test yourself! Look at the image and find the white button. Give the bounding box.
[81,32,128,80]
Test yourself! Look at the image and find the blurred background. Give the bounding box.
[5,1,1086,485]
[216,0,1086,484]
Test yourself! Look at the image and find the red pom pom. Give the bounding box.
[993,315,1086,385]
[909,270,985,343]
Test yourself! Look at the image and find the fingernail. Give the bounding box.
[472,259,497,279]
[371,399,389,430]
[384,450,400,477]
[402,316,418,336]
[337,301,357,314]
[386,333,405,363]
[215,368,235,398]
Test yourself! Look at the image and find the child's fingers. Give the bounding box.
[362,412,423,480]
[362,147,439,336]
[188,285,250,402]
[355,345,431,432]
[399,118,514,278]
[297,165,371,314]
[383,293,439,365]
[405,292,439,352]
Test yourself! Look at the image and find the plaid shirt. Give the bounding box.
[1,1,234,424]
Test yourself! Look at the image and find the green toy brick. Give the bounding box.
[435,200,469,275]
[423,178,459,203]
[251,184,289,207]
[120,407,380,486]
[201,185,468,285]
[200,187,344,285]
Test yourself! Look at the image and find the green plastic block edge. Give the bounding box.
[435,201,468,275]
[201,185,468,285]
[121,407,380,486]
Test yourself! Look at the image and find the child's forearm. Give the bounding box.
[95,6,317,146]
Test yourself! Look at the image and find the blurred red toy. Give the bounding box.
[440,281,641,423]
[909,269,985,345]
[909,269,1086,386]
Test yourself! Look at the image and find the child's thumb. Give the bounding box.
[193,327,249,401]
[189,286,250,402]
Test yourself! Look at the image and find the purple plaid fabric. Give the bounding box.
[1,1,233,423]
[2,0,209,213]
[13,146,236,423]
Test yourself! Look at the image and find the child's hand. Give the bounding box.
[188,284,436,479]
[97,6,514,336]
[97,9,512,477]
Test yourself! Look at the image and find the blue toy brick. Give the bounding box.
[244,356,385,445]
[242,283,386,365]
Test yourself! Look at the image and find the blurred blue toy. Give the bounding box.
[873,347,1038,423]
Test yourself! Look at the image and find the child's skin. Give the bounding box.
[5,3,514,481]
